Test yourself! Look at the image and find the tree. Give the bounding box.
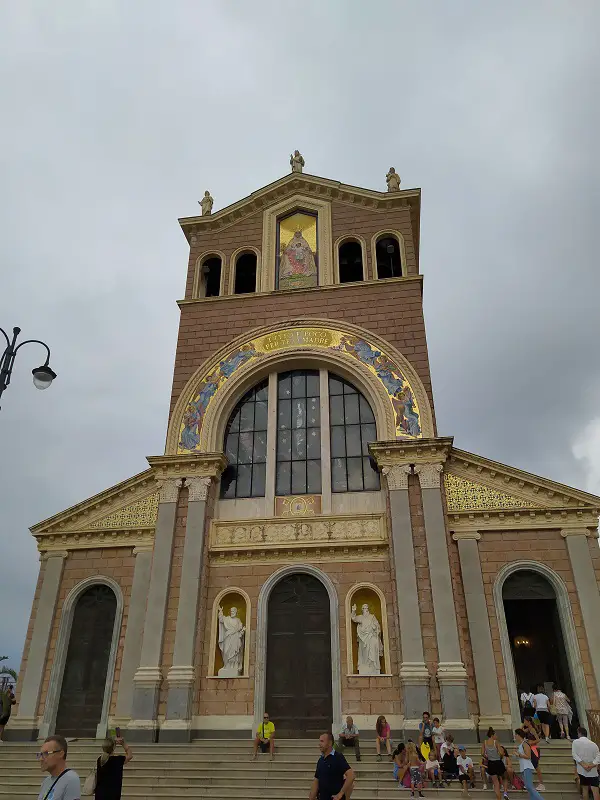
[0,668,17,681]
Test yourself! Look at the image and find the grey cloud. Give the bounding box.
[1,1,599,668]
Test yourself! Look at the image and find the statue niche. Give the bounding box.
[212,590,248,678]
[347,585,388,676]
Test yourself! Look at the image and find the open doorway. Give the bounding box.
[503,569,578,736]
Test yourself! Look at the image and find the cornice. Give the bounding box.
[147,453,227,480]
[30,469,157,536]
[448,506,599,532]
[177,274,423,307]
[369,437,453,467]
[36,529,155,554]
[448,447,600,510]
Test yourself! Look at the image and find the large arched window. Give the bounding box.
[220,380,268,498]
[329,375,380,492]
[220,370,380,499]
[375,236,402,279]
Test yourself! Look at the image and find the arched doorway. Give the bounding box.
[265,572,333,737]
[502,569,578,733]
[55,584,117,737]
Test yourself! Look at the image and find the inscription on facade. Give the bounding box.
[260,328,334,351]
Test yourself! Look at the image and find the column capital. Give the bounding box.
[369,437,453,469]
[39,550,69,561]
[133,545,154,555]
[415,462,444,489]
[452,531,481,541]
[147,452,228,482]
[382,464,412,491]
[157,478,184,504]
[185,476,212,502]
[561,527,593,538]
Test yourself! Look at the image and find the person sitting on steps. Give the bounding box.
[338,715,361,761]
[253,711,275,760]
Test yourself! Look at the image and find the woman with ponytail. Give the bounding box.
[95,735,133,800]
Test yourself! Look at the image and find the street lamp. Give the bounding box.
[0,326,57,409]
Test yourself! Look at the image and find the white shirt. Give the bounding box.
[533,692,549,711]
[520,692,535,706]
[440,742,457,759]
[433,726,445,744]
[457,756,473,772]
[572,736,600,778]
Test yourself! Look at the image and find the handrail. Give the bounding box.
[588,709,600,746]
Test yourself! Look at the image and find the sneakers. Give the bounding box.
[377,754,382,762]
[503,793,510,799]
[536,784,546,791]
[482,785,488,791]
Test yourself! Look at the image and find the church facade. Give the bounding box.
[9,162,600,743]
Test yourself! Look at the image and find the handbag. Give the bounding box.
[82,762,97,796]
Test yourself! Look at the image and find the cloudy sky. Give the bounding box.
[1,1,599,669]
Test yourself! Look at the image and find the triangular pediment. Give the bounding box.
[31,469,158,536]
[178,172,421,251]
[446,448,600,512]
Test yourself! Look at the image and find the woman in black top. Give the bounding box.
[95,736,133,800]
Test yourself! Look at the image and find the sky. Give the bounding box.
[1,1,599,670]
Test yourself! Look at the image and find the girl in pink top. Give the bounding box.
[376,715,393,760]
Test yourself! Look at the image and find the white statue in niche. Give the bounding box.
[351,602,384,675]
[217,605,246,677]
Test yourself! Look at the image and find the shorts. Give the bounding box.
[423,736,434,749]
[0,715,10,726]
[536,710,552,725]
[459,774,469,783]
[410,767,422,783]
[579,776,600,788]
[487,759,506,777]
[259,741,270,752]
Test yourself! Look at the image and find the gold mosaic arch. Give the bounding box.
[166,319,434,455]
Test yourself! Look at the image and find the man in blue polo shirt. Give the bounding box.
[310,731,355,800]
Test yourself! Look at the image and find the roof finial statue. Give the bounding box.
[386,167,401,192]
[199,190,214,216]
[290,150,305,174]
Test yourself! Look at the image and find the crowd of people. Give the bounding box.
[520,683,574,741]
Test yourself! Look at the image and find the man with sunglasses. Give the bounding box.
[37,734,81,800]
[253,712,276,760]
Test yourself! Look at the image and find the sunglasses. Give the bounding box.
[36,749,63,759]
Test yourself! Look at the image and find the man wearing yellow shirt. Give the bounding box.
[253,712,276,760]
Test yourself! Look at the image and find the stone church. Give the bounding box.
[9,158,600,744]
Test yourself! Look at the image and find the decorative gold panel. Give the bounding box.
[88,493,159,529]
[444,474,537,512]
[275,495,321,516]
[210,514,385,553]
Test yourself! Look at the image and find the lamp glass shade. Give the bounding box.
[32,365,57,390]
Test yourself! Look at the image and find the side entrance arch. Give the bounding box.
[254,565,342,738]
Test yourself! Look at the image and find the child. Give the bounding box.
[407,741,425,798]
[375,715,393,761]
[426,751,442,788]
[441,734,459,783]
[393,743,408,786]
[433,717,446,761]
[457,746,475,798]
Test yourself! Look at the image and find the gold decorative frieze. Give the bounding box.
[88,493,159,529]
[210,546,387,566]
[275,495,321,516]
[36,529,154,554]
[210,513,386,557]
[444,474,537,512]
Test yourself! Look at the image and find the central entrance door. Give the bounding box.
[265,573,332,737]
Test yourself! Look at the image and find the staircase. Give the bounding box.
[0,738,581,799]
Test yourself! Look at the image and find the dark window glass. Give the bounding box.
[339,240,364,283]
[375,236,402,279]
[202,257,222,297]
[234,252,257,294]
[276,370,321,496]
[220,380,269,498]
[328,373,380,493]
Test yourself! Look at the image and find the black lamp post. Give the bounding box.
[0,326,57,409]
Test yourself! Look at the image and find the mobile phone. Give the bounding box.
[115,727,121,738]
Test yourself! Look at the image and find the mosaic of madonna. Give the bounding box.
[178,327,422,453]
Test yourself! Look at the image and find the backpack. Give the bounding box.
[82,762,97,796]
[512,773,525,790]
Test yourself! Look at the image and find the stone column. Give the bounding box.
[453,531,507,734]
[382,463,430,724]
[562,528,600,696]
[162,475,213,742]
[415,463,471,728]
[113,546,153,724]
[10,552,68,740]
[128,478,182,741]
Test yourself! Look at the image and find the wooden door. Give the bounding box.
[265,573,332,737]
[55,585,117,737]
